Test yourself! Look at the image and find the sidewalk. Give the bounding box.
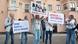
[0,33,78,44]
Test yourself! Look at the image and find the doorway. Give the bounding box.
[53,24,57,33]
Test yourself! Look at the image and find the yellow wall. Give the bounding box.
[0,0,8,32]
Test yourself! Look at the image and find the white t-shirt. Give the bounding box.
[35,20,41,30]
[65,18,76,29]
[45,21,53,31]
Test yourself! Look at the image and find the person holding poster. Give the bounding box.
[33,15,41,44]
[65,15,77,44]
[41,16,46,42]
[31,14,35,35]
[4,14,14,44]
[21,16,28,44]
[45,17,53,44]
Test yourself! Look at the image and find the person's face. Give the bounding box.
[35,15,39,20]
[32,14,34,17]
[9,14,14,20]
[24,16,28,20]
[69,15,74,20]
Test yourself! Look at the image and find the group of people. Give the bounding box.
[32,14,53,44]
[4,14,78,44]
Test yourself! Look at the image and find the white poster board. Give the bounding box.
[13,20,29,33]
[48,12,64,24]
[30,1,46,16]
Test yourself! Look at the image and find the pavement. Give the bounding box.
[0,33,78,44]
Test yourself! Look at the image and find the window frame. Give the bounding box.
[25,4,30,12]
[56,0,60,1]
[69,2,76,8]
[56,5,61,11]
[63,4,68,10]
[47,4,52,11]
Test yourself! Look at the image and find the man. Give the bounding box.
[4,14,14,44]
[65,15,77,44]
[41,16,46,42]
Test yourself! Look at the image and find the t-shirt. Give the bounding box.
[45,21,53,31]
[5,16,11,32]
[65,18,76,29]
[35,20,41,30]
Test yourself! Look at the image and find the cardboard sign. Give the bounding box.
[30,1,46,16]
[48,12,64,24]
[13,20,29,33]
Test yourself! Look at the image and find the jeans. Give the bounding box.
[5,31,14,44]
[66,29,76,44]
[33,29,41,44]
[42,29,46,42]
[45,31,52,44]
[21,32,27,44]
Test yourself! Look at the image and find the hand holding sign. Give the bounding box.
[13,20,29,33]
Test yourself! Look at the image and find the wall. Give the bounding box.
[0,0,8,32]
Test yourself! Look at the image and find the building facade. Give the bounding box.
[0,0,78,33]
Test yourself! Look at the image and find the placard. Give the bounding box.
[30,1,46,16]
[48,12,64,24]
[13,20,29,33]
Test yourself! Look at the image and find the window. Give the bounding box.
[36,1,41,4]
[42,7,46,13]
[56,0,60,1]
[19,2,22,8]
[69,2,76,11]
[63,4,67,10]
[8,0,17,11]
[69,2,75,8]
[25,4,30,12]
[57,5,61,11]
[11,0,16,4]
[11,0,16,7]
[48,4,52,11]
[71,8,75,11]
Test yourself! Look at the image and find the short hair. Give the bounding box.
[18,19,22,21]
[70,15,74,18]
[35,15,39,19]
[24,16,28,20]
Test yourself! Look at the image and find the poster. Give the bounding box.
[30,1,46,16]
[13,20,29,33]
[48,12,64,24]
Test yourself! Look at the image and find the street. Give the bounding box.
[0,34,78,44]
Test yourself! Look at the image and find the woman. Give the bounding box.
[65,15,77,44]
[33,15,41,44]
[45,17,53,44]
[21,16,28,44]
